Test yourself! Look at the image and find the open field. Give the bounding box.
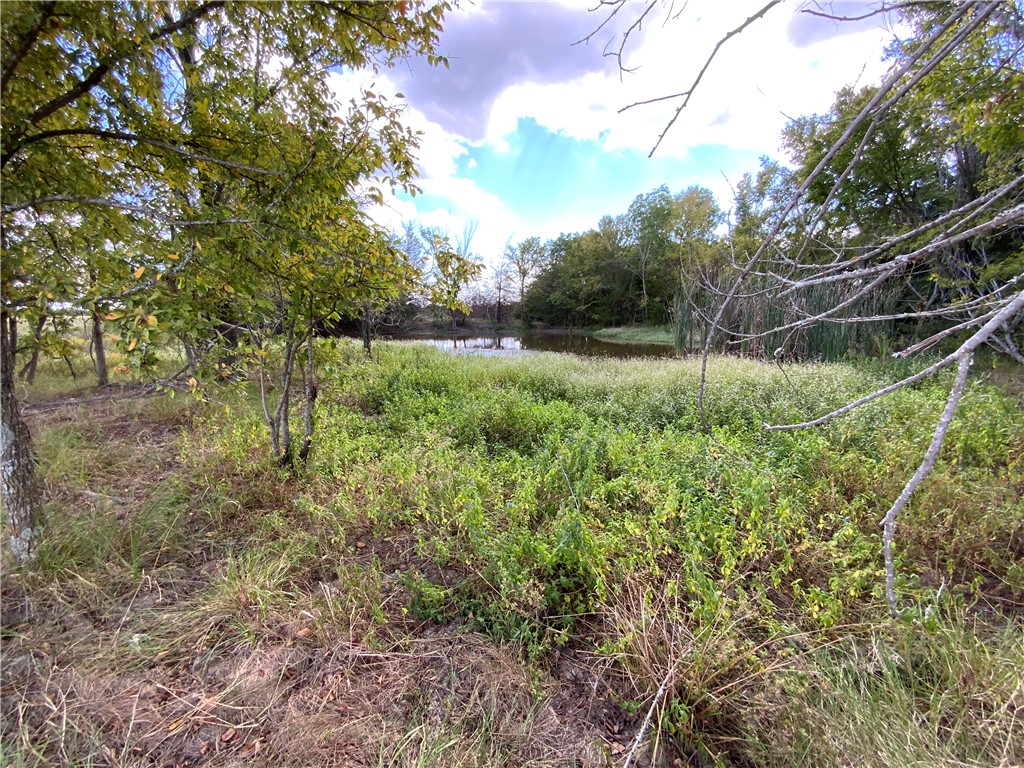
[2,342,1023,767]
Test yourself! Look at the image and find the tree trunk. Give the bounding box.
[18,315,46,384]
[91,306,108,385]
[361,307,372,356]
[1,309,43,563]
[298,323,317,464]
[8,314,17,362]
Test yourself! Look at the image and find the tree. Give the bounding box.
[622,185,674,322]
[506,235,547,316]
[423,223,484,332]
[1,1,450,561]
[598,0,1023,615]
[669,185,724,350]
[491,252,516,325]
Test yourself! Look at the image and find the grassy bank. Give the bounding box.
[3,343,1022,767]
[591,325,675,346]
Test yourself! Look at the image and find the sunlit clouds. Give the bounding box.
[331,1,902,263]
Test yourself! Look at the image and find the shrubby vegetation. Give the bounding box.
[3,2,1022,765]
[3,341,1021,766]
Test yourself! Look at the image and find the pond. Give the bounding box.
[387,333,678,359]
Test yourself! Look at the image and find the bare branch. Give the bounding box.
[695,2,981,430]
[778,202,1024,294]
[764,289,1024,431]
[881,352,972,617]
[619,0,784,157]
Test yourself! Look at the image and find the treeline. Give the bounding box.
[517,7,1023,360]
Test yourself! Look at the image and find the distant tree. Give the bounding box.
[507,236,547,313]
[492,253,516,324]
[622,185,675,322]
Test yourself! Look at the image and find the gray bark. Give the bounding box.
[1,310,43,563]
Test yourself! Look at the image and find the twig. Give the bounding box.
[619,0,783,157]
[621,642,692,768]
[882,352,972,617]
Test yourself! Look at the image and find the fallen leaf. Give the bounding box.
[296,627,311,638]
[221,727,238,743]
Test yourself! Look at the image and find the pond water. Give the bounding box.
[389,333,678,359]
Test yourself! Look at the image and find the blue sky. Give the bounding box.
[330,0,902,263]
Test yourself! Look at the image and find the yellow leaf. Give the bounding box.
[188,377,198,391]
[146,315,157,327]
[134,266,145,278]
[127,338,138,351]
[167,252,179,260]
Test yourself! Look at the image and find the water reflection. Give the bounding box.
[399,334,677,359]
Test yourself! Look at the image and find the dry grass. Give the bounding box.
[3,344,1022,767]
[1,380,612,767]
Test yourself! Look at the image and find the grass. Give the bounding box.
[2,339,1022,766]
[590,324,675,345]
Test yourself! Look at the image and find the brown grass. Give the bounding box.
[1,389,613,768]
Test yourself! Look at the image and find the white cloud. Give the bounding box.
[339,1,906,269]
[329,70,527,264]
[484,1,898,161]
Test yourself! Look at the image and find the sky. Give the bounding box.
[332,0,904,264]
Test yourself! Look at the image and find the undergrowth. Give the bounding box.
[2,341,1021,767]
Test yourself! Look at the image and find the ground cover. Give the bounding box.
[2,343,1022,767]
[589,326,675,346]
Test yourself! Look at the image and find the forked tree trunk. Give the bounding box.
[19,315,46,384]
[91,306,108,385]
[1,309,43,563]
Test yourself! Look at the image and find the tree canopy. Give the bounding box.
[1,0,452,560]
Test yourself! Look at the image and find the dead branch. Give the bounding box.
[619,0,784,157]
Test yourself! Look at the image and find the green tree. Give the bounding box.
[1,1,450,561]
[669,185,724,351]
[422,223,484,332]
[622,185,674,323]
[506,235,547,315]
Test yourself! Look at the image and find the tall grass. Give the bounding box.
[674,277,900,359]
[5,340,1021,767]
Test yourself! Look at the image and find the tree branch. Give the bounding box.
[763,289,1024,432]
[881,352,972,617]
[618,0,783,157]
[0,1,57,98]
[1,128,284,174]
